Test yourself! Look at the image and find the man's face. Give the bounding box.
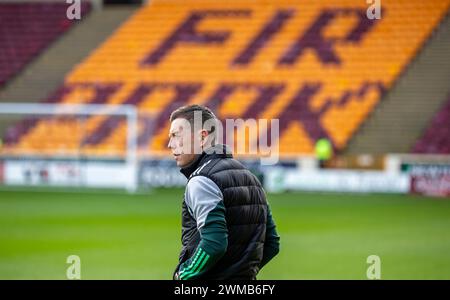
[168,118,197,168]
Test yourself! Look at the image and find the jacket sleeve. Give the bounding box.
[259,205,280,269]
[175,176,228,280]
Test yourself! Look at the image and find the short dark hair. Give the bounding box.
[169,104,217,134]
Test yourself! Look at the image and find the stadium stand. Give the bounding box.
[0,2,91,87]
[1,0,449,157]
[413,95,450,154]
[344,11,450,155]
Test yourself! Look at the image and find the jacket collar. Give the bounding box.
[180,144,233,179]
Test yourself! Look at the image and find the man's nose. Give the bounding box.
[167,137,174,149]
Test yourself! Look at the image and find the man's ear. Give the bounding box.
[200,129,209,146]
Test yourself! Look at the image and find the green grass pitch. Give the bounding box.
[0,187,449,279]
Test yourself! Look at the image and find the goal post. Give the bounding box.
[0,103,139,193]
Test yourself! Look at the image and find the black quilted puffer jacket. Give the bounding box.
[174,144,280,280]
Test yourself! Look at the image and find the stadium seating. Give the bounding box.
[413,95,450,154]
[2,0,449,157]
[0,2,91,87]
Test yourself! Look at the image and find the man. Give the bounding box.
[315,137,333,168]
[168,104,280,280]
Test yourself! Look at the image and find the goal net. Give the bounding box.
[0,103,141,192]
